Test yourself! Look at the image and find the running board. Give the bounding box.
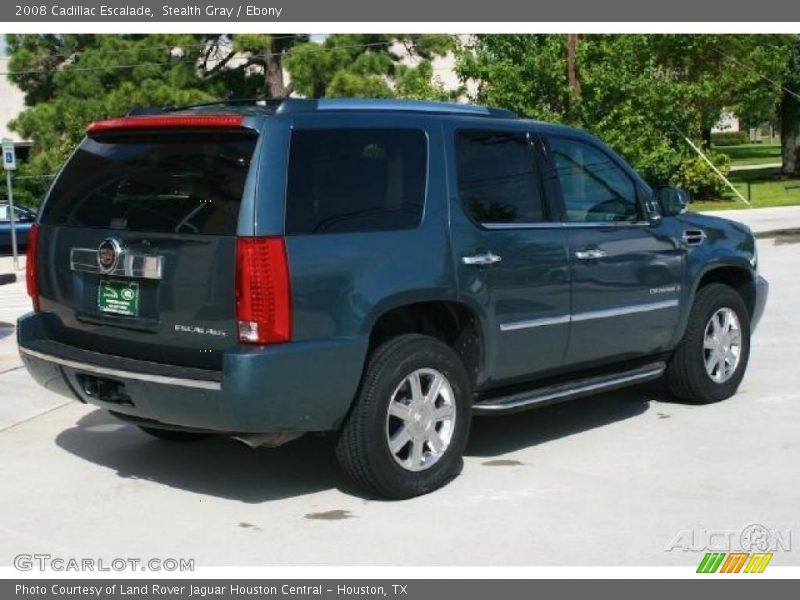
[472,362,666,415]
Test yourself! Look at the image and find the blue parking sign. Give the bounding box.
[2,139,16,170]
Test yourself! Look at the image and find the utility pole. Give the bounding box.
[2,138,19,271]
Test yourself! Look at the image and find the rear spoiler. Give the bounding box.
[86,114,247,135]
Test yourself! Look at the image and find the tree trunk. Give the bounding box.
[565,34,581,123]
[701,127,713,152]
[263,35,291,98]
[781,89,800,177]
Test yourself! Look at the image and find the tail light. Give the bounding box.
[26,223,40,312]
[235,236,292,344]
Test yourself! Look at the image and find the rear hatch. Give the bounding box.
[36,117,259,370]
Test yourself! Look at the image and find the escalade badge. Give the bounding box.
[97,238,123,273]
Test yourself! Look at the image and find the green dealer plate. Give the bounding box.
[98,280,139,317]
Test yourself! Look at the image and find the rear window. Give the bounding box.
[41,132,257,235]
[285,128,427,235]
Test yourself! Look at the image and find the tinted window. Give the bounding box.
[41,133,257,234]
[455,130,545,224]
[285,128,427,235]
[549,137,639,223]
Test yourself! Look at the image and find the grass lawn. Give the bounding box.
[713,140,781,167]
[690,166,800,212]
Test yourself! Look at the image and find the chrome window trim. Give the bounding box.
[481,221,651,230]
[19,346,221,391]
[500,299,679,332]
[70,248,164,280]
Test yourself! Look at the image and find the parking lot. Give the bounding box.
[0,232,798,567]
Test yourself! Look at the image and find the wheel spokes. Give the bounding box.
[386,368,457,473]
[388,401,412,422]
[427,430,445,453]
[425,373,445,406]
[389,427,411,453]
[407,370,423,403]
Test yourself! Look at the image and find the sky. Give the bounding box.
[0,35,6,57]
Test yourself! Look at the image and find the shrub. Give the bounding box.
[711,131,749,146]
[670,151,732,200]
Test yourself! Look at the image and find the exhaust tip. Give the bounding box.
[232,432,303,449]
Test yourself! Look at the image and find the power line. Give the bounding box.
[709,45,800,101]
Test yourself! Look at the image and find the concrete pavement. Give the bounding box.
[700,205,800,235]
[0,236,797,567]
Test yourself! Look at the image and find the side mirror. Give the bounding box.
[654,186,689,218]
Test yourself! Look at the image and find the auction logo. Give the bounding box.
[664,523,791,574]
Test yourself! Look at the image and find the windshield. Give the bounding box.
[41,132,257,235]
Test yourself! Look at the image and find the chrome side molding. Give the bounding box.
[500,299,679,332]
[70,247,164,280]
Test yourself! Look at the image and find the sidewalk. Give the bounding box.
[0,279,29,373]
[0,253,25,285]
[701,205,800,235]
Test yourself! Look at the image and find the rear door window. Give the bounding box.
[285,128,427,235]
[455,130,546,224]
[41,132,257,234]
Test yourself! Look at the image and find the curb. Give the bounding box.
[754,228,800,239]
[0,273,17,286]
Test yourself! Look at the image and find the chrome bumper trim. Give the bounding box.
[19,346,221,391]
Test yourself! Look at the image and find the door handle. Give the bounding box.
[462,252,502,266]
[574,248,607,260]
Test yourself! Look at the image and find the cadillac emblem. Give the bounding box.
[97,238,123,273]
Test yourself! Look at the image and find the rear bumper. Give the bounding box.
[751,275,768,332]
[17,312,368,433]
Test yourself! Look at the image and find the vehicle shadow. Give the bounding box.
[55,381,672,502]
[55,409,343,503]
[466,380,669,457]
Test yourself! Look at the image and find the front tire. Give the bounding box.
[666,283,751,403]
[335,334,472,499]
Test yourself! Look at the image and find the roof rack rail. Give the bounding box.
[126,98,285,116]
[125,98,517,119]
[275,98,517,118]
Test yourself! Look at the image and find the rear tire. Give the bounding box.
[335,334,472,499]
[666,283,750,403]
[138,426,211,442]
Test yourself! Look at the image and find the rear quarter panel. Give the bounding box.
[258,113,457,343]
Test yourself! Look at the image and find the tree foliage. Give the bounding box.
[457,34,794,196]
[284,34,455,99]
[3,33,306,206]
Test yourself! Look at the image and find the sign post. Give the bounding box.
[2,138,19,271]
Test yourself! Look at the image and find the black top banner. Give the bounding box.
[3,0,800,22]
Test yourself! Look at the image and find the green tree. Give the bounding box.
[284,34,455,100]
[457,34,791,195]
[3,33,306,207]
[779,39,800,177]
